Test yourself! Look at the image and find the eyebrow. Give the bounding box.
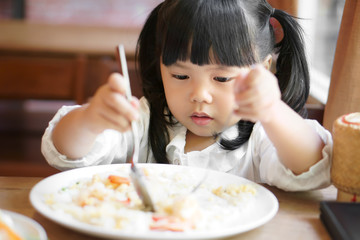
[171,61,234,71]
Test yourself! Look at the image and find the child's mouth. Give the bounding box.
[191,113,213,126]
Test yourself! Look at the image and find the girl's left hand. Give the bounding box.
[233,65,281,123]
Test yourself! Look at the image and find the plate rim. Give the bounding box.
[1,208,47,240]
[30,163,278,240]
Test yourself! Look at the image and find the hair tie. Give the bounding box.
[271,8,276,16]
[269,16,284,44]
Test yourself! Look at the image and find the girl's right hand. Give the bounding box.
[82,73,140,134]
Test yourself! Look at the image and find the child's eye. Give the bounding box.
[172,74,189,80]
[214,77,232,82]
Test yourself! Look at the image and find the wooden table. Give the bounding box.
[0,176,336,240]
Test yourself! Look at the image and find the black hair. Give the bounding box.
[136,0,309,163]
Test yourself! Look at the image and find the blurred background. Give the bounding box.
[0,0,162,27]
[0,0,346,176]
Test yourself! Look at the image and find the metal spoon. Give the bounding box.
[116,44,155,211]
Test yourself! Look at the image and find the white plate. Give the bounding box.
[30,164,278,240]
[0,209,47,240]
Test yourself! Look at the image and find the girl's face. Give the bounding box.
[161,60,249,137]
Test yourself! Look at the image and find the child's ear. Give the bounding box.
[262,54,273,70]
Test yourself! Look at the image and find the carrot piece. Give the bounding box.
[108,175,130,185]
[120,197,131,205]
[150,215,192,232]
[0,221,22,240]
[152,215,172,222]
[150,223,185,232]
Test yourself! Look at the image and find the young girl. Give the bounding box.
[42,0,332,191]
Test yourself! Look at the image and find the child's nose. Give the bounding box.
[190,81,212,103]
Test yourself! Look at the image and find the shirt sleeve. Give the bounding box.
[41,105,131,171]
[252,120,333,191]
[41,98,151,171]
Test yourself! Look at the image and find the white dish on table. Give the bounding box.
[30,163,278,240]
[0,209,47,240]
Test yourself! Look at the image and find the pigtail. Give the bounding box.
[136,2,170,164]
[220,4,310,150]
[271,9,310,117]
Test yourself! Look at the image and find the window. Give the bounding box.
[298,0,346,104]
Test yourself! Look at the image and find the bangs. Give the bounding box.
[158,0,257,67]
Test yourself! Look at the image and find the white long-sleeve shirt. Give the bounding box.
[42,97,333,191]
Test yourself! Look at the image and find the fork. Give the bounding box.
[116,44,155,212]
[191,170,208,193]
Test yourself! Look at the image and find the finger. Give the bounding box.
[108,72,127,95]
[130,96,140,109]
[236,92,275,115]
[102,91,139,121]
[234,69,251,94]
[107,73,140,120]
[234,65,271,104]
[233,109,257,122]
[90,97,133,132]
[233,108,261,122]
[84,101,132,133]
[234,88,253,111]
[98,108,132,132]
